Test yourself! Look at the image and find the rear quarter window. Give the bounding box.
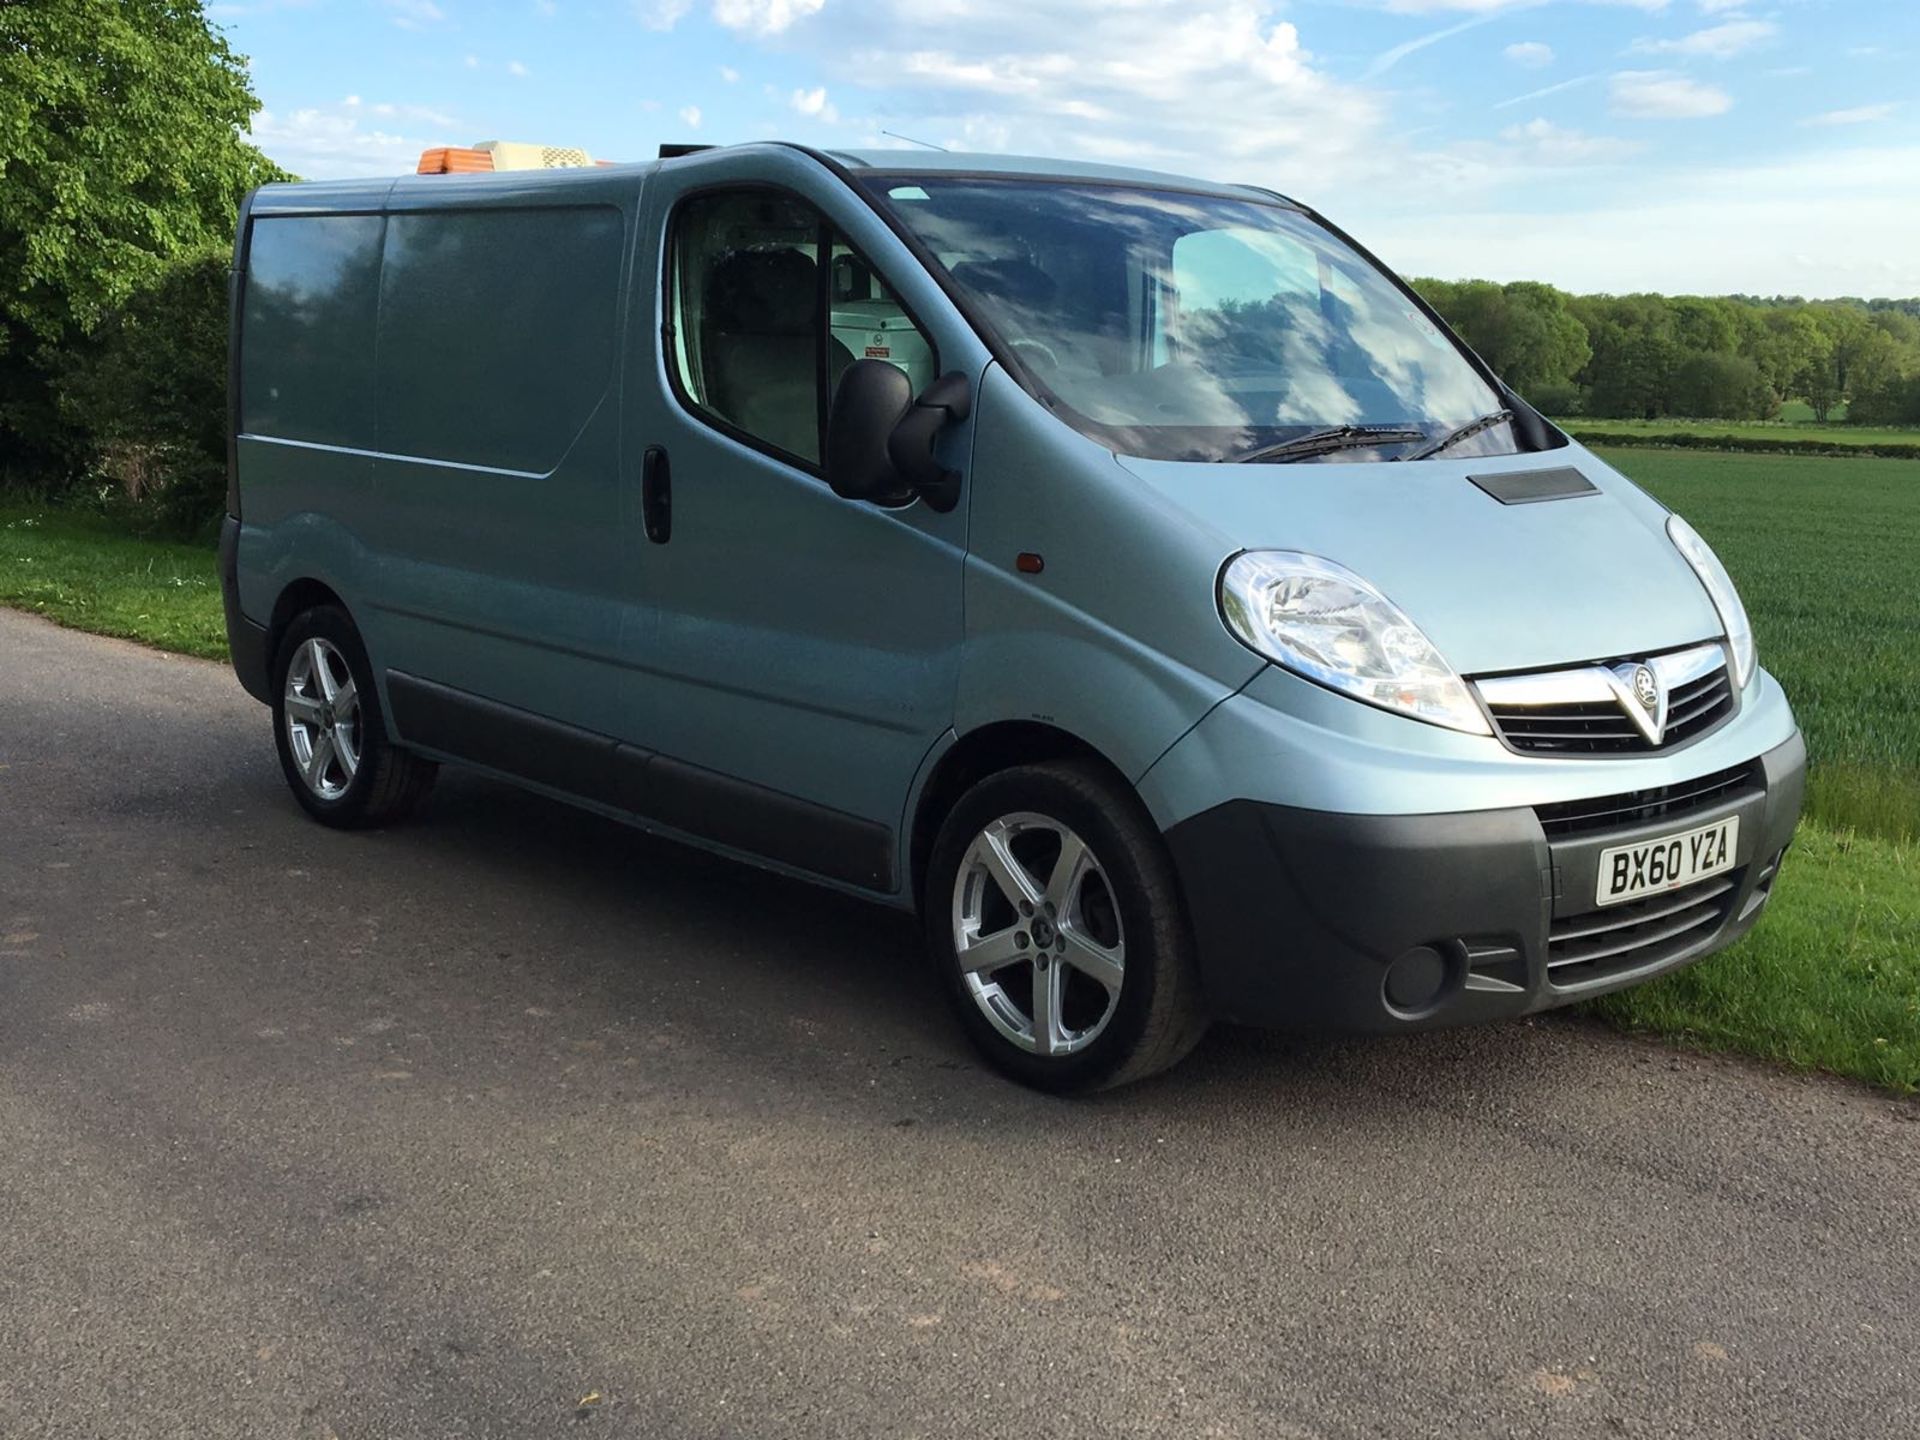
[375,206,624,473]
[240,214,385,447]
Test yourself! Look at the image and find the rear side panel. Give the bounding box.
[363,192,635,742]
[231,198,393,656]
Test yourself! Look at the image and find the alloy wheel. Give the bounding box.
[951,812,1126,1056]
[283,637,361,801]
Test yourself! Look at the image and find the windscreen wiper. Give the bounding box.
[1397,408,1514,462]
[1232,424,1427,464]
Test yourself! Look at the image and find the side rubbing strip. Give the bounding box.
[1469,468,1599,505]
[387,671,621,800]
[384,672,896,892]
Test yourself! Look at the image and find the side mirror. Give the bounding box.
[825,358,916,506]
[886,370,970,513]
[824,360,971,513]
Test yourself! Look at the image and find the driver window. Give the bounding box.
[668,190,935,467]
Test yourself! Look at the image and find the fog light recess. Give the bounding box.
[1383,944,1462,1017]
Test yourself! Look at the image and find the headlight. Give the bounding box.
[1666,515,1755,689]
[1219,551,1490,736]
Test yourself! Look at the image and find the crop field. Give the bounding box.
[1592,447,1920,844]
[1564,416,1920,451]
[1585,446,1919,1090]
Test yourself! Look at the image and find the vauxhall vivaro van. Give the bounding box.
[220,143,1804,1091]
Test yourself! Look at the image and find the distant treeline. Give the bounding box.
[1410,280,1920,426]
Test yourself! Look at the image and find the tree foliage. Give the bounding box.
[0,0,286,479]
[56,249,230,534]
[1413,276,1920,425]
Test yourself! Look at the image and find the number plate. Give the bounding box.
[1595,816,1739,908]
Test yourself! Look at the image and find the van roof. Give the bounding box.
[819,148,1288,203]
[246,142,1292,216]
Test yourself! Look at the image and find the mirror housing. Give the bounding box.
[825,359,916,506]
[824,360,970,513]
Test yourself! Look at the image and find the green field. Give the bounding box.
[3,451,1918,1091]
[1593,448,1920,845]
[1563,416,1920,451]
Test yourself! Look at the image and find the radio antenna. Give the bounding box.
[881,130,949,152]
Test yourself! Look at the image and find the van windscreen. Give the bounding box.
[869,177,1520,464]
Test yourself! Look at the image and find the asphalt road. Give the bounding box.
[1,607,1916,1440]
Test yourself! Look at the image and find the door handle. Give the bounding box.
[642,445,672,544]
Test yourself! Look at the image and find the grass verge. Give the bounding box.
[0,507,226,659]
[1591,821,1919,1093]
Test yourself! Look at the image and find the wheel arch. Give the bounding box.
[266,577,350,672]
[908,720,1137,911]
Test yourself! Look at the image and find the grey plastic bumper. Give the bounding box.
[1164,730,1807,1032]
[219,515,272,705]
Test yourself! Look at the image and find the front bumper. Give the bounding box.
[1164,730,1806,1031]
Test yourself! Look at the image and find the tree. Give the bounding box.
[1671,296,1742,358]
[1669,352,1771,420]
[1492,281,1591,395]
[0,0,287,471]
[1746,308,1830,407]
[1575,294,1681,419]
[56,250,229,533]
[1412,278,1590,398]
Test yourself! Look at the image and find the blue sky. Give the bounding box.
[217,0,1918,297]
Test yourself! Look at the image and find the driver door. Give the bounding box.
[620,152,978,894]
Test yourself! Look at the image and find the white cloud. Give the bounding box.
[1630,19,1775,59]
[1356,145,1920,298]
[507,59,529,76]
[384,0,444,29]
[464,52,479,67]
[1498,117,1641,163]
[1801,103,1899,128]
[587,0,1907,296]
[720,65,740,82]
[368,100,456,126]
[790,86,839,122]
[1365,13,1500,79]
[636,0,692,29]
[251,101,436,179]
[679,104,703,128]
[1609,69,1732,118]
[817,0,1385,176]
[1504,41,1554,68]
[1384,0,1669,11]
[1494,73,1598,109]
[712,0,825,33]
[1695,0,1746,11]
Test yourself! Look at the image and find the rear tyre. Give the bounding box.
[925,760,1208,1093]
[272,605,436,829]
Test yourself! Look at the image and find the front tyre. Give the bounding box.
[272,605,436,829]
[926,760,1207,1092]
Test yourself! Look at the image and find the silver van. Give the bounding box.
[219,144,1805,1091]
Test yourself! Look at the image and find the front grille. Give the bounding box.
[1547,873,1739,987]
[1477,646,1735,756]
[1661,667,1737,746]
[1533,762,1761,841]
